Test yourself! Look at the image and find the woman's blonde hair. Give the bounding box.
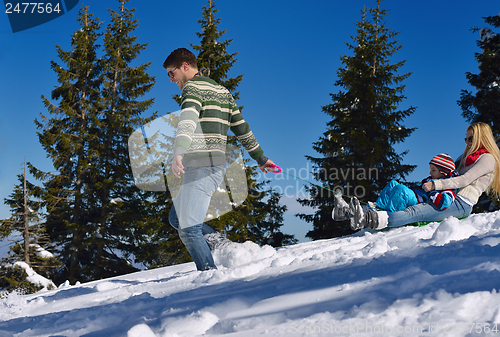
[459,122,500,198]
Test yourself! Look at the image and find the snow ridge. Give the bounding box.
[1,212,500,336]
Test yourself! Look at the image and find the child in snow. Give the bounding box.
[375,153,459,212]
[332,153,459,221]
[333,122,500,231]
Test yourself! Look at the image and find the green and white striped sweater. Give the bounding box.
[173,76,267,167]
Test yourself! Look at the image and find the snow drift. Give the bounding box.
[1,211,500,336]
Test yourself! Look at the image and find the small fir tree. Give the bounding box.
[0,174,43,256]
[0,172,61,293]
[249,191,298,247]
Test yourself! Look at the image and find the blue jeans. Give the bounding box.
[387,197,473,228]
[168,165,225,271]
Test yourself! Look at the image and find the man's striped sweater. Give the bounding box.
[173,76,267,167]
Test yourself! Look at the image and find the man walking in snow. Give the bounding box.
[163,48,275,271]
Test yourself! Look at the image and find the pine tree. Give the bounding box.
[298,0,416,240]
[30,2,156,283]
[249,191,298,247]
[185,0,294,245]
[458,14,500,212]
[190,0,243,102]
[0,169,61,293]
[31,6,104,283]
[0,173,42,263]
[459,15,500,135]
[91,0,157,278]
[208,169,269,243]
[128,113,191,268]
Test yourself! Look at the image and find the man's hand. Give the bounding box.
[172,155,185,178]
[422,181,434,192]
[259,159,277,173]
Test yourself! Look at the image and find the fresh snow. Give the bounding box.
[2,212,500,336]
[13,262,56,292]
[30,244,54,259]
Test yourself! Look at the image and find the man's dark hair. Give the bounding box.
[163,48,198,70]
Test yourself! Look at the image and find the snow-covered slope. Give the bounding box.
[2,212,500,337]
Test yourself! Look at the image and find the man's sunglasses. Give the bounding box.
[167,67,178,79]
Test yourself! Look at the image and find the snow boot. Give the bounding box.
[204,232,233,251]
[349,196,365,230]
[350,197,388,230]
[332,193,353,221]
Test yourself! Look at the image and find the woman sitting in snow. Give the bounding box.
[333,122,500,230]
[373,153,459,213]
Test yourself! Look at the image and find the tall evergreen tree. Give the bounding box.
[92,0,157,278]
[459,15,500,136]
[298,0,416,240]
[458,14,500,212]
[30,1,156,283]
[31,6,104,283]
[184,0,294,246]
[129,113,192,268]
[190,0,243,102]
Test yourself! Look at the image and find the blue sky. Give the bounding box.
[0,0,498,242]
